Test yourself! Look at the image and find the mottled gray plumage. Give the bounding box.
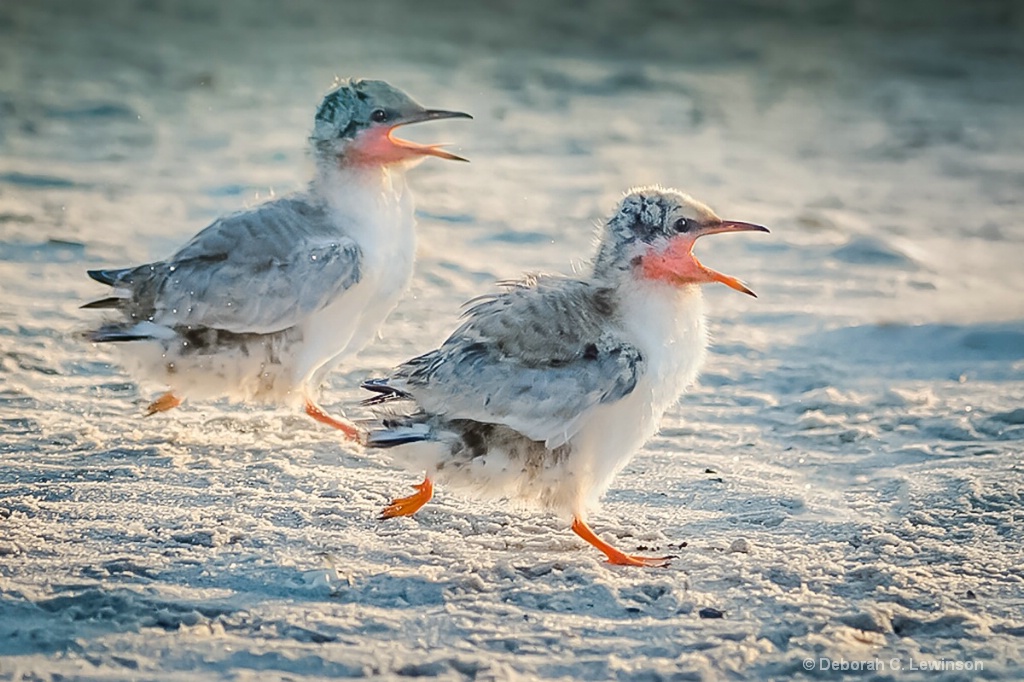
[365,187,767,566]
[365,188,726,448]
[91,196,360,336]
[313,79,422,145]
[82,78,471,417]
[592,189,719,280]
[311,79,471,163]
[371,275,644,448]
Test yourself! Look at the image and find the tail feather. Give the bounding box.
[362,379,429,446]
[360,378,411,406]
[88,328,152,343]
[80,296,125,310]
[87,321,174,343]
[87,268,132,286]
[366,423,431,448]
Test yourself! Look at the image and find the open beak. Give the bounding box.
[694,220,769,297]
[389,109,473,162]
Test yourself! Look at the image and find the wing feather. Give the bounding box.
[388,276,644,447]
[103,195,361,334]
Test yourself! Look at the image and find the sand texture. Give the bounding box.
[2,1,1023,679]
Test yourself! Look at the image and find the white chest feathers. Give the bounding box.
[623,282,708,419]
[570,283,708,508]
[298,167,418,376]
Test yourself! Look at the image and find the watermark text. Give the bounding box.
[802,657,983,673]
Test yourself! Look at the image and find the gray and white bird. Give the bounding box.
[83,79,471,439]
[362,187,767,566]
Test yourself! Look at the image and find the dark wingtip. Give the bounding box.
[80,297,124,310]
[365,432,429,448]
[86,327,152,343]
[87,269,117,286]
[88,267,136,287]
[359,378,411,406]
[360,378,392,392]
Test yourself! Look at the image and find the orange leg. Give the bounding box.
[571,517,674,567]
[305,400,365,443]
[380,477,434,520]
[145,392,182,416]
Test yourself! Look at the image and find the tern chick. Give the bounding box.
[83,79,471,439]
[362,186,768,566]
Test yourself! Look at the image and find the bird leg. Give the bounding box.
[380,477,433,519]
[304,400,365,443]
[571,517,674,567]
[145,392,182,416]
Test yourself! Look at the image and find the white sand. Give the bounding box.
[1,1,1022,679]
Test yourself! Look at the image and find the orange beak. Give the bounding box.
[349,109,472,165]
[387,130,469,162]
[641,220,769,296]
[696,220,769,297]
[386,109,473,162]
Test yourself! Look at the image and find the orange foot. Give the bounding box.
[571,517,675,567]
[145,392,182,417]
[305,400,365,443]
[380,477,433,520]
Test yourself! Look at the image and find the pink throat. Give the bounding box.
[639,238,707,285]
[344,127,417,166]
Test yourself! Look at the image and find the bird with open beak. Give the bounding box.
[83,79,471,439]
[362,186,768,566]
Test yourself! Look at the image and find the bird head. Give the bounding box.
[311,78,471,166]
[595,187,768,296]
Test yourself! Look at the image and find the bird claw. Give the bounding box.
[606,553,676,568]
[379,478,434,519]
[145,392,182,416]
[571,517,677,568]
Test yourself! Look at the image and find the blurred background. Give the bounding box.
[3,0,1024,325]
[2,1,1023,679]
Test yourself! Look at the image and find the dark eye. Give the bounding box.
[370,108,388,123]
[673,218,693,233]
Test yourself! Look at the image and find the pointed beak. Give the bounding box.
[698,220,770,237]
[695,220,770,297]
[389,109,473,162]
[403,109,474,124]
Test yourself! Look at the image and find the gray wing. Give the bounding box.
[114,196,361,334]
[391,276,644,448]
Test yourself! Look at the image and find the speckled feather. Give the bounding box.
[365,187,725,516]
[83,78,467,408]
[387,276,644,448]
[92,195,361,335]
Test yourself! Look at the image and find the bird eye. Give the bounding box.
[673,218,692,233]
[370,108,388,123]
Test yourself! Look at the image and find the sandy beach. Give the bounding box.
[1,1,1023,679]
